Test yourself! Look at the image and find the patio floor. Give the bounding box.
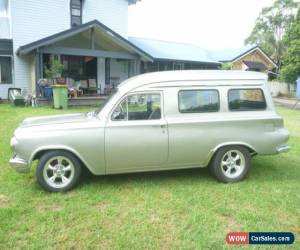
[37,95,107,107]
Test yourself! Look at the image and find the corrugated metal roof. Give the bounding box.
[129,37,220,64]
[209,44,257,62]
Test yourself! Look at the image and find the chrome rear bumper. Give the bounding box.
[9,155,30,173]
[276,145,290,153]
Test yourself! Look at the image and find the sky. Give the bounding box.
[128,0,275,50]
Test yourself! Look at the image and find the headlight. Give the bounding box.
[10,136,18,151]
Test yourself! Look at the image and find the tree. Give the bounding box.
[219,62,232,70]
[245,0,299,70]
[280,8,300,83]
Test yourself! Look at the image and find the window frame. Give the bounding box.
[173,62,184,70]
[110,91,164,122]
[227,88,267,112]
[0,55,13,85]
[178,89,220,113]
[70,0,82,27]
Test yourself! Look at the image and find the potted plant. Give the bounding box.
[44,58,68,109]
[44,58,65,85]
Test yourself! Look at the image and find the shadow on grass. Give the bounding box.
[79,167,213,188]
[76,154,292,189]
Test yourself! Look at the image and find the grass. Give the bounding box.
[0,103,299,249]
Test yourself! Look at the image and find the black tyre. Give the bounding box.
[36,150,82,192]
[210,146,251,183]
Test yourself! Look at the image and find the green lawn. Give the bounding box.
[0,104,299,249]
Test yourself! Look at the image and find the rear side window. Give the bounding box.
[228,89,266,111]
[178,90,219,113]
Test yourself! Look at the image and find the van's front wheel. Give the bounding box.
[36,150,82,192]
[210,146,251,183]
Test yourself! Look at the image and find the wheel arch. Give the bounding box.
[29,146,95,174]
[206,142,257,166]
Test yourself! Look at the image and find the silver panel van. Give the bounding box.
[9,71,290,191]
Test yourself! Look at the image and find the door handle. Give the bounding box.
[152,124,166,128]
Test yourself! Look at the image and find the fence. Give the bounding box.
[267,81,296,97]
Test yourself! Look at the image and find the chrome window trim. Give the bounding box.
[177,89,220,113]
[227,88,267,111]
[109,91,164,122]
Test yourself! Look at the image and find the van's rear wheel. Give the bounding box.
[36,150,82,192]
[210,146,250,183]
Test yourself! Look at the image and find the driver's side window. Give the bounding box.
[112,93,161,121]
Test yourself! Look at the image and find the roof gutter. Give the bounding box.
[16,25,91,56]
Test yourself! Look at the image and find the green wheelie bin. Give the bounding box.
[52,85,68,109]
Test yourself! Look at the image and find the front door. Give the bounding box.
[105,92,168,173]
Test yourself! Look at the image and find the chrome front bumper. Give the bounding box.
[9,155,30,173]
[276,145,291,154]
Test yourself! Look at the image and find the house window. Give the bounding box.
[228,89,266,111]
[70,0,82,27]
[173,63,184,70]
[178,89,220,113]
[0,57,12,84]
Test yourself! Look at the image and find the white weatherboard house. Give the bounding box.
[0,0,277,99]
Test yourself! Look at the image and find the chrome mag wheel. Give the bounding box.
[220,150,245,179]
[43,156,75,189]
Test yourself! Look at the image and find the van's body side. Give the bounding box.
[98,71,289,174]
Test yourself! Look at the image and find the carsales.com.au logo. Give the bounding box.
[226,232,295,245]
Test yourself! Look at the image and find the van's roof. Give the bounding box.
[118,70,267,92]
